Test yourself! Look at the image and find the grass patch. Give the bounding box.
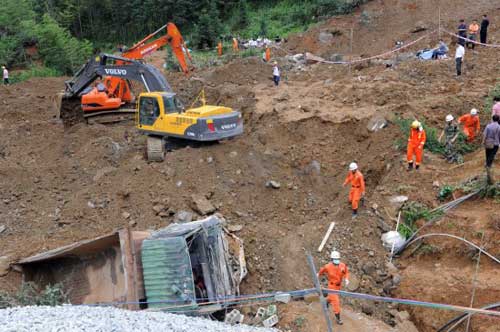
[394,118,477,156]
[0,283,68,308]
[399,201,444,238]
[438,185,454,201]
[10,66,61,84]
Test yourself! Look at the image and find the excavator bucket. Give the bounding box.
[54,93,85,126]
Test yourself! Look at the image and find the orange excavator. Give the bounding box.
[81,22,192,113]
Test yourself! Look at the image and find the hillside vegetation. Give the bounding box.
[0,0,367,76]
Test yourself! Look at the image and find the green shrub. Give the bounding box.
[394,118,476,156]
[10,66,61,84]
[438,185,454,201]
[399,201,443,238]
[0,283,68,308]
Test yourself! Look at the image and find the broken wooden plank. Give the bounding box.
[317,222,335,253]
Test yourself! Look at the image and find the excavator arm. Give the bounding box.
[123,22,192,73]
[56,53,173,126]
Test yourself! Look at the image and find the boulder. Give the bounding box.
[367,115,388,132]
[174,210,193,223]
[318,31,334,44]
[191,194,216,215]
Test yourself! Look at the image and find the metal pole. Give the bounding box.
[306,252,334,332]
[349,28,353,76]
[438,2,442,39]
[465,233,484,332]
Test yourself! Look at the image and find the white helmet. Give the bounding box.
[445,114,454,122]
[331,250,341,260]
[470,108,478,115]
[349,162,358,171]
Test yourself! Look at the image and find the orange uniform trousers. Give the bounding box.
[407,144,423,165]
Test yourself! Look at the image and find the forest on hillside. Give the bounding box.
[0,0,367,76]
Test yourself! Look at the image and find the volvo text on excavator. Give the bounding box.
[55,53,243,161]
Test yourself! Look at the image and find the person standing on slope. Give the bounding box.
[439,114,461,163]
[272,61,280,86]
[318,250,350,325]
[343,162,365,218]
[480,14,489,45]
[407,120,426,171]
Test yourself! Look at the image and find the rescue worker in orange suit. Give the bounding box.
[342,162,365,218]
[407,120,426,171]
[318,250,350,325]
[217,41,223,57]
[265,46,271,62]
[232,37,239,52]
[459,108,480,142]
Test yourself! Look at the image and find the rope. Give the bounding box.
[402,233,500,264]
[322,289,500,318]
[437,302,500,332]
[394,189,482,256]
[441,29,500,48]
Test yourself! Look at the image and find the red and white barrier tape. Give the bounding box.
[441,29,500,48]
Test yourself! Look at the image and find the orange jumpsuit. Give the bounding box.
[458,114,480,142]
[407,128,426,165]
[217,42,223,56]
[343,170,365,210]
[232,38,239,52]
[319,262,349,314]
[265,47,271,62]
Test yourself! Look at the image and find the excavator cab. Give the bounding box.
[136,91,243,161]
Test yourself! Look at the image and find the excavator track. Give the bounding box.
[85,109,136,125]
[146,136,166,162]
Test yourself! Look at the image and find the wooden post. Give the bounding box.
[306,253,334,332]
[317,222,335,253]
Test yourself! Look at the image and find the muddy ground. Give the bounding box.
[1,1,499,331]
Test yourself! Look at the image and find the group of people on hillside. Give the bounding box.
[455,15,490,76]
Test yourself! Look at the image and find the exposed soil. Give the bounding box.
[1,1,500,331]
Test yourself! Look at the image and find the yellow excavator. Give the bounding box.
[57,53,243,161]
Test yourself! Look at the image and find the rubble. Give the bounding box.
[0,306,277,332]
[266,180,281,189]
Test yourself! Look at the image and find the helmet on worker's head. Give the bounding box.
[445,114,454,122]
[331,250,341,260]
[349,162,358,171]
[273,61,278,65]
[470,108,478,115]
[411,120,420,129]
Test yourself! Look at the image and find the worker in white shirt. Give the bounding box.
[272,61,280,86]
[455,43,465,76]
[2,66,9,85]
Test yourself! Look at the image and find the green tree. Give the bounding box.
[237,0,249,28]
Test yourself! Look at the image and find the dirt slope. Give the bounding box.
[1,1,500,331]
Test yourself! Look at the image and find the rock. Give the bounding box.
[206,156,214,163]
[93,166,117,182]
[412,21,428,33]
[395,311,410,323]
[129,220,137,227]
[346,275,360,291]
[324,79,333,85]
[191,194,216,215]
[0,256,10,276]
[432,180,440,188]
[361,303,375,315]
[362,261,377,276]
[174,210,193,223]
[367,115,388,132]
[304,160,321,175]
[0,225,5,234]
[318,31,334,44]
[229,151,238,158]
[328,54,343,62]
[389,195,408,210]
[392,273,401,286]
[265,180,281,189]
[122,212,131,219]
[305,52,326,64]
[227,224,243,232]
[397,320,419,332]
[368,250,375,257]
[152,204,166,214]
